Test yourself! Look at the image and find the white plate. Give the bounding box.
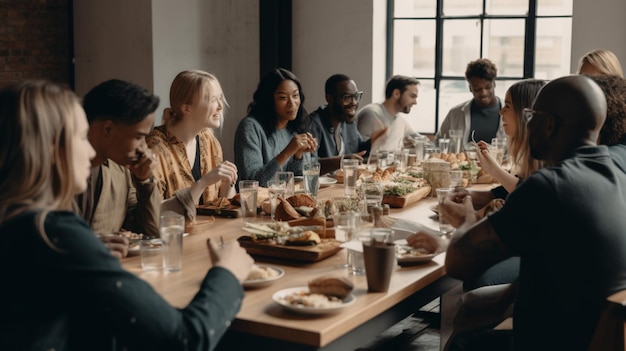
[319,177,338,186]
[273,286,355,315]
[243,265,285,289]
[395,243,437,264]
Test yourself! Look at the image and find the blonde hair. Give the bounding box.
[163,70,228,126]
[577,49,624,78]
[0,80,80,236]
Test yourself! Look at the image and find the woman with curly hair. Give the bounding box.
[234,68,317,186]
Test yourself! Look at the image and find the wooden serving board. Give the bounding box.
[237,236,343,262]
[382,186,431,208]
[196,205,241,218]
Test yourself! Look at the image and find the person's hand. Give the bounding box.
[406,231,446,253]
[206,238,254,283]
[203,160,238,187]
[98,235,129,260]
[475,140,500,176]
[288,133,317,159]
[440,194,477,228]
[129,140,157,182]
[348,150,366,161]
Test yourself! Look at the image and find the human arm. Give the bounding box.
[97,234,129,259]
[123,150,162,238]
[444,196,513,282]
[317,151,366,175]
[46,212,250,351]
[476,140,520,193]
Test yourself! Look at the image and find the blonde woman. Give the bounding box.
[0,80,252,350]
[147,70,238,219]
[577,49,624,78]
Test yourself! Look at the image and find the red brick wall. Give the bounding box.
[0,0,72,88]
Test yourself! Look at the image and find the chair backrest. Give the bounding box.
[588,290,626,351]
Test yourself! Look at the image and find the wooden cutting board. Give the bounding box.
[196,205,241,218]
[237,236,343,262]
[382,186,431,208]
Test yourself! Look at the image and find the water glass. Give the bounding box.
[274,172,294,197]
[449,170,464,187]
[334,212,359,269]
[303,162,321,197]
[361,180,384,215]
[449,129,463,154]
[341,159,360,196]
[438,137,451,154]
[436,188,455,236]
[491,137,507,165]
[160,211,184,272]
[267,179,286,221]
[140,238,163,271]
[239,180,259,218]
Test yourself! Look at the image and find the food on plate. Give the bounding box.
[308,276,354,299]
[285,193,316,208]
[246,265,280,280]
[279,290,344,308]
[396,245,433,258]
[274,197,302,221]
[207,196,231,208]
[285,230,321,246]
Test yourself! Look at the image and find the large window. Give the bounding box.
[388,0,573,134]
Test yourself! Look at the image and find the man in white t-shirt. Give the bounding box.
[356,75,421,153]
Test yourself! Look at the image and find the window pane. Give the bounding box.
[486,0,528,15]
[393,0,436,18]
[534,18,572,79]
[442,19,481,77]
[537,0,573,16]
[483,19,525,77]
[443,0,483,16]
[438,80,470,129]
[405,80,436,134]
[393,20,436,78]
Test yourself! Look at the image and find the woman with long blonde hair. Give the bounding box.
[577,49,624,78]
[0,80,252,350]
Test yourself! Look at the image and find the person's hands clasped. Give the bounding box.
[129,140,158,182]
[204,160,238,186]
[406,231,446,254]
[289,132,318,159]
[98,235,129,260]
[207,238,254,283]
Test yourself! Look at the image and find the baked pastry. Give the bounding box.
[308,276,354,299]
[285,193,316,208]
[274,198,302,221]
[285,230,321,246]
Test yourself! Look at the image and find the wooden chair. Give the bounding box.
[588,289,626,351]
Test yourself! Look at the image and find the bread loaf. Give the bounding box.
[308,276,354,298]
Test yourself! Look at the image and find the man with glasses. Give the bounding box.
[357,75,421,153]
[309,74,385,174]
[436,58,506,145]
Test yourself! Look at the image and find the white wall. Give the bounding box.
[292,0,387,111]
[571,0,626,73]
[73,0,154,97]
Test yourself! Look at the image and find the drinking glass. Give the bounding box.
[140,238,163,271]
[449,129,463,154]
[239,180,259,218]
[438,137,451,154]
[491,137,507,165]
[160,211,184,272]
[274,171,294,197]
[366,153,380,173]
[303,162,321,197]
[449,170,464,187]
[341,159,360,196]
[334,212,359,269]
[267,179,286,221]
[436,188,455,237]
[361,180,384,215]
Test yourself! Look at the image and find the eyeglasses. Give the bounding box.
[522,108,558,124]
[337,91,363,104]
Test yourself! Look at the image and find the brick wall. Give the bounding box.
[0,0,72,88]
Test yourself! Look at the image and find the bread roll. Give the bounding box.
[286,193,316,208]
[274,198,301,221]
[308,276,354,298]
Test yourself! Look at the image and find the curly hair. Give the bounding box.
[465,58,498,81]
[83,79,160,125]
[587,74,626,145]
[247,68,309,134]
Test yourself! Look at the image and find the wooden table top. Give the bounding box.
[121,183,494,348]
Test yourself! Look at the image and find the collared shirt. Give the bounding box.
[309,105,370,158]
[147,125,223,204]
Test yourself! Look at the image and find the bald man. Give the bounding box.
[434,75,626,350]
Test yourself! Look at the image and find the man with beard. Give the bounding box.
[309,74,385,174]
[436,58,505,144]
[357,75,421,153]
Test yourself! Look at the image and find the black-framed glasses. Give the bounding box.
[337,91,363,104]
[522,108,558,124]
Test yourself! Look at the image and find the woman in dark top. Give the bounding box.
[234,68,317,186]
[0,80,253,351]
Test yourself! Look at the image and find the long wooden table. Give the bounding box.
[122,184,489,350]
